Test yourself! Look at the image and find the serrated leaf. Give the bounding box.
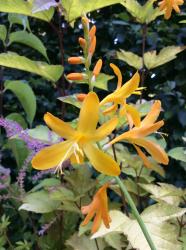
[144,46,186,69]
[121,0,163,24]
[117,49,142,69]
[32,0,58,13]
[0,52,63,82]
[5,80,36,125]
[62,0,120,23]
[0,25,7,45]
[66,233,107,250]
[19,190,61,213]
[9,31,49,61]
[6,113,27,129]
[0,0,54,22]
[8,13,31,31]
[168,147,186,162]
[140,182,185,205]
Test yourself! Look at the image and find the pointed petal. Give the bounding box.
[134,145,154,169]
[103,104,118,115]
[91,210,102,233]
[44,112,75,139]
[109,121,164,144]
[125,104,141,127]
[83,144,120,176]
[141,100,161,126]
[131,138,169,165]
[78,92,99,133]
[92,117,118,141]
[31,140,74,170]
[110,63,122,89]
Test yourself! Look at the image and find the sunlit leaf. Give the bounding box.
[117,49,142,69]
[0,0,54,22]
[9,31,49,61]
[5,80,36,125]
[0,52,63,82]
[62,0,121,22]
[168,147,186,162]
[58,94,82,109]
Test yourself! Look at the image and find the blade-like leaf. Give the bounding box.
[9,31,49,61]
[0,25,7,45]
[0,52,63,82]
[62,0,121,22]
[5,80,36,125]
[0,0,54,22]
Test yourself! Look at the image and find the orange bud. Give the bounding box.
[76,93,87,102]
[89,36,96,56]
[68,57,84,64]
[93,59,102,77]
[89,25,96,41]
[67,73,84,81]
[79,37,86,48]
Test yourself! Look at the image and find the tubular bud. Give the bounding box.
[67,73,86,81]
[79,37,86,48]
[76,93,87,102]
[89,25,96,41]
[68,57,84,64]
[89,36,96,56]
[93,59,102,77]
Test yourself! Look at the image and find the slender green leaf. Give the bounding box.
[8,13,31,31]
[5,80,36,125]
[9,31,49,61]
[0,52,63,82]
[0,0,54,22]
[0,25,7,45]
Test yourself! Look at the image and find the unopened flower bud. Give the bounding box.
[68,57,84,64]
[93,59,102,77]
[89,36,96,56]
[89,25,96,41]
[67,73,87,81]
[79,37,86,48]
[76,93,87,102]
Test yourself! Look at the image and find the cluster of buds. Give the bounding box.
[67,16,102,91]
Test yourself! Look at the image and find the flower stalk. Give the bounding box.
[115,176,157,250]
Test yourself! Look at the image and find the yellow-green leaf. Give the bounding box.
[0,25,7,45]
[0,52,63,82]
[117,49,142,69]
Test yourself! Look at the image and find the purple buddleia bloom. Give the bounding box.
[32,169,54,181]
[38,217,57,236]
[0,117,22,137]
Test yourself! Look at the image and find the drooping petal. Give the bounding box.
[102,104,118,115]
[110,63,122,89]
[91,210,102,233]
[131,138,169,165]
[141,100,161,126]
[78,92,99,134]
[31,140,74,170]
[134,145,154,169]
[83,143,120,176]
[92,117,118,142]
[109,121,164,144]
[44,112,75,139]
[81,205,96,226]
[125,104,141,127]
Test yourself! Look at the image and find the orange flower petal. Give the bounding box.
[141,100,161,126]
[110,63,122,89]
[44,112,75,139]
[134,145,154,169]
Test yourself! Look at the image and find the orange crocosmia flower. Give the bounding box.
[31,92,120,176]
[106,100,169,168]
[159,0,184,19]
[81,183,111,234]
[100,64,142,115]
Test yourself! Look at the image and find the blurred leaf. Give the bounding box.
[9,31,49,61]
[66,232,107,250]
[140,182,185,205]
[117,49,142,69]
[58,94,82,109]
[104,233,125,250]
[5,80,36,125]
[179,20,186,23]
[121,0,163,24]
[32,0,58,13]
[6,113,27,129]
[0,25,7,45]
[62,0,121,22]
[0,0,54,22]
[19,190,61,213]
[8,13,31,31]
[168,147,186,162]
[7,138,29,169]
[144,46,186,69]
[30,178,61,192]
[49,186,76,202]
[0,52,63,82]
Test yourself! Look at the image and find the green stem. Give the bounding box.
[115,176,157,250]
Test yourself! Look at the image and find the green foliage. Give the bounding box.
[168,147,186,162]
[8,13,31,31]
[5,80,37,125]
[0,25,7,46]
[0,52,63,82]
